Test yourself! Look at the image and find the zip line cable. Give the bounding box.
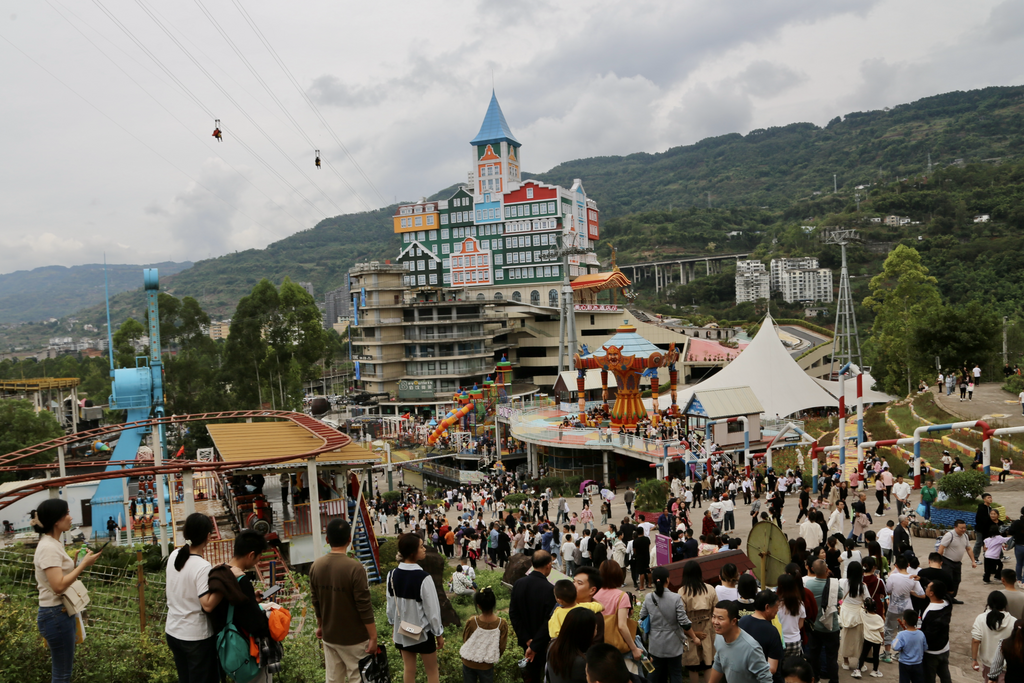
[0,32,279,238]
[229,0,389,207]
[46,0,312,234]
[130,0,347,215]
[191,0,370,211]
[90,0,328,218]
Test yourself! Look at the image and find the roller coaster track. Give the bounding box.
[0,410,352,512]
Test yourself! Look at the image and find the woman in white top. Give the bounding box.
[839,539,863,579]
[971,591,1017,678]
[32,498,100,683]
[839,561,870,670]
[387,534,445,683]
[165,512,220,683]
[714,563,740,601]
[775,573,807,659]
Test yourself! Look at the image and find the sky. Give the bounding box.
[1,0,1022,275]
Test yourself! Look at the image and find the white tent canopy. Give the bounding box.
[814,372,898,405]
[646,313,839,418]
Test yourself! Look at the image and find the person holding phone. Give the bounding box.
[165,512,219,683]
[32,498,100,683]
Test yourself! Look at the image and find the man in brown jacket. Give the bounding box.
[310,519,377,683]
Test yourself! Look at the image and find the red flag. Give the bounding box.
[175,445,185,458]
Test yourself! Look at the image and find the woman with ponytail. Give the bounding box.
[32,498,100,683]
[640,566,701,683]
[971,590,1016,680]
[165,511,219,682]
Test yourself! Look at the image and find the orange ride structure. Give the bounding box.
[573,322,679,428]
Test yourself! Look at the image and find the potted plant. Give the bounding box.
[633,479,670,523]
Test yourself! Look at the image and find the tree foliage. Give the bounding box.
[0,399,64,482]
[863,245,942,396]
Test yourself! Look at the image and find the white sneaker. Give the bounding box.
[870,672,884,678]
[851,669,862,679]
[841,663,850,670]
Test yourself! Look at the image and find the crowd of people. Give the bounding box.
[27,439,1024,683]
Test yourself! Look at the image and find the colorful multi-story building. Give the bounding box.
[394,91,601,300]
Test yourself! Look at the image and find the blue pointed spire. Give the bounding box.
[470,90,519,146]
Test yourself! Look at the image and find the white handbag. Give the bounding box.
[389,571,424,640]
[459,616,502,664]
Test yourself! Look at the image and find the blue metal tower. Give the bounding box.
[90,269,169,550]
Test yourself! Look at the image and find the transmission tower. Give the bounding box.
[825,228,863,377]
[553,227,595,375]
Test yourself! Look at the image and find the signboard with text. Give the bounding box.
[574,304,618,312]
[655,534,671,566]
[398,379,436,400]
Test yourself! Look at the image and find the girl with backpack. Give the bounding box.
[165,513,219,683]
[459,588,507,683]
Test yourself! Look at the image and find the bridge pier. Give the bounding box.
[655,264,660,293]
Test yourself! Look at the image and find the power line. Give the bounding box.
[0,31,279,238]
[190,0,370,211]
[46,0,310,234]
[229,0,389,208]
[90,0,328,217]
[128,0,347,215]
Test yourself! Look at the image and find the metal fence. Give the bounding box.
[0,548,167,635]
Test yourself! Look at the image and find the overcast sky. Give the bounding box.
[1,0,1022,275]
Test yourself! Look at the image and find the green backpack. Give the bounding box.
[217,578,261,682]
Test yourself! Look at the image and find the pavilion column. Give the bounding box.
[602,451,609,485]
[183,470,195,517]
[307,458,323,560]
[71,387,78,433]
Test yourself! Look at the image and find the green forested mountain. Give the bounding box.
[6,84,1024,338]
[0,261,191,324]
[531,85,1024,217]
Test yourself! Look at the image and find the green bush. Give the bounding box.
[503,493,528,506]
[0,602,177,683]
[635,479,669,512]
[423,499,445,508]
[1005,375,1024,394]
[937,470,988,504]
[378,537,400,575]
[536,476,572,496]
[381,490,402,503]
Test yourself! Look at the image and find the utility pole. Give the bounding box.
[1004,316,1009,366]
[834,174,837,193]
[707,192,711,209]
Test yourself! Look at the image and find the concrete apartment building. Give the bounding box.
[770,257,833,304]
[735,260,770,303]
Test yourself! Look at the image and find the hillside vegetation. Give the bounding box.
[3,85,1024,347]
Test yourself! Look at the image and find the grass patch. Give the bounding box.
[888,404,925,436]
[864,406,898,441]
[913,392,959,425]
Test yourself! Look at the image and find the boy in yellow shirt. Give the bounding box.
[548,579,604,637]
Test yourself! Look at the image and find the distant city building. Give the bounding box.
[207,320,231,341]
[779,267,833,304]
[770,257,819,293]
[298,282,314,297]
[735,260,770,303]
[884,215,911,227]
[974,214,991,223]
[323,283,350,330]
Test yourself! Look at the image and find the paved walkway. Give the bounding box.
[933,383,1024,428]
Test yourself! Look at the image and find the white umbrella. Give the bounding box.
[600,488,615,501]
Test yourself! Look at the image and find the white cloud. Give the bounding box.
[0,0,1019,274]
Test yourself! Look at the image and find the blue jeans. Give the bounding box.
[922,501,932,520]
[38,605,76,683]
[1015,544,1024,583]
